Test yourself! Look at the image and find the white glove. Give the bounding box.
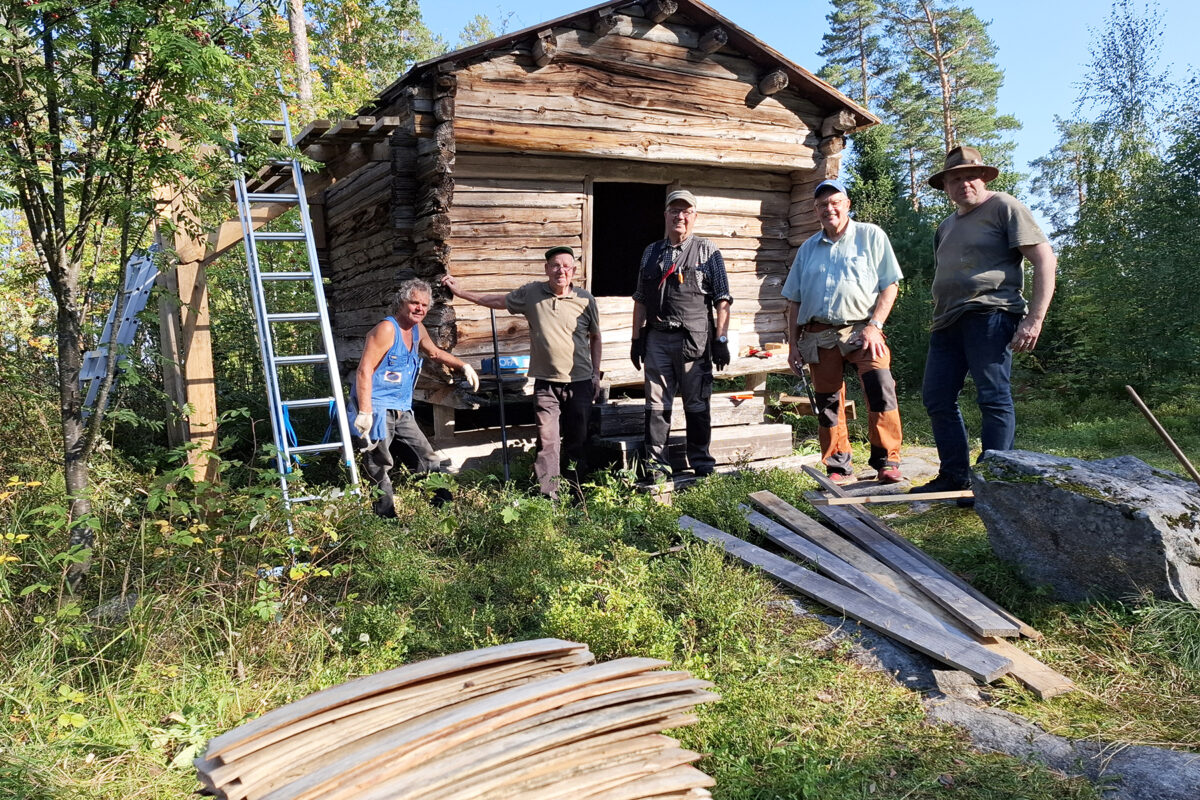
[460,363,479,392]
[353,411,372,438]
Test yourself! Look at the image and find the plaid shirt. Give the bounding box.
[632,236,732,307]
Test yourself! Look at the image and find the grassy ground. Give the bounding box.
[1,385,1198,799]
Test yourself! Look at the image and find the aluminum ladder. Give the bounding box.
[229,98,359,509]
[81,246,160,418]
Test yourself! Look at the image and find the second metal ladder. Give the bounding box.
[230,97,359,507]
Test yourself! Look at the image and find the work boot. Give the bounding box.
[642,408,673,478]
[908,473,971,494]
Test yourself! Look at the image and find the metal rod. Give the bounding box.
[1125,385,1200,490]
[490,308,510,482]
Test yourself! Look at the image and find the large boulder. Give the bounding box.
[972,451,1200,606]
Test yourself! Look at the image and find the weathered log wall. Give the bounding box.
[445,151,796,385]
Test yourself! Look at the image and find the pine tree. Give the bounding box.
[817,0,891,109]
[881,0,1019,205]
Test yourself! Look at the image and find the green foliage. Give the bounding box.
[817,0,891,108]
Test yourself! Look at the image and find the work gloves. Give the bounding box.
[630,336,646,371]
[712,339,731,371]
[353,411,372,439]
[460,363,480,392]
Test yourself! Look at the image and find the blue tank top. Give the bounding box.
[353,317,422,413]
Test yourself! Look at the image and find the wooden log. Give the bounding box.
[820,109,859,138]
[697,26,728,54]
[758,69,789,96]
[819,136,845,157]
[679,517,1012,682]
[593,7,619,36]
[592,423,793,472]
[645,0,677,24]
[801,465,1044,640]
[532,29,557,68]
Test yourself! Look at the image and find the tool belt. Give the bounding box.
[797,321,867,364]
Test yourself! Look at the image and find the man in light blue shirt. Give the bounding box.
[783,179,904,484]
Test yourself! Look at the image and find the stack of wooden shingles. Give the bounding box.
[195,638,719,800]
[680,466,1074,699]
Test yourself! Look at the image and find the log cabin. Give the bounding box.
[179,0,877,474]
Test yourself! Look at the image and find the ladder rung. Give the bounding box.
[288,442,346,455]
[260,271,316,281]
[283,397,335,409]
[275,354,328,366]
[246,192,299,204]
[253,231,307,242]
[267,312,321,323]
[255,119,287,126]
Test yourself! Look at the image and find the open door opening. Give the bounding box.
[589,182,667,298]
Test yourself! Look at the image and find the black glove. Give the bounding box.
[630,336,646,371]
[712,338,731,371]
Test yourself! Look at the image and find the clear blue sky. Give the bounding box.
[418,0,1198,187]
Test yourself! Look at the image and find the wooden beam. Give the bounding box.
[806,496,1019,638]
[680,517,1012,682]
[592,7,618,36]
[758,69,789,96]
[532,29,558,68]
[801,465,1044,640]
[811,491,974,506]
[645,0,678,24]
[698,26,728,54]
[747,491,1073,698]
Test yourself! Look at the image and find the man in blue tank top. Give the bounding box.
[350,279,479,518]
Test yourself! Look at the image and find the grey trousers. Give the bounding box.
[642,328,714,476]
[356,409,442,518]
[533,379,593,498]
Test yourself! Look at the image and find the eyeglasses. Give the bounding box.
[548,264,576,272]
[666,208,696,218]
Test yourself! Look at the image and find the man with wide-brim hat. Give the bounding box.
[911,145,1057,498]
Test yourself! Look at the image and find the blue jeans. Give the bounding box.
[921,310,1020,482]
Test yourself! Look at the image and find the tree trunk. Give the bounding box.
[287,0,314,114]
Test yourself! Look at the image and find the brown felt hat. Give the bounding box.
[927,145,1000,190]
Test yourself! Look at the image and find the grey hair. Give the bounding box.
[389,278,433,315]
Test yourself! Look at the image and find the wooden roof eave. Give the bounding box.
[364,0,877,132]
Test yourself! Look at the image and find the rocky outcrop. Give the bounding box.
[972,451,1200,606]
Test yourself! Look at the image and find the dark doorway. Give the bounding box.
[590,182,667,297]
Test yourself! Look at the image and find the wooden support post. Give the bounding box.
[744,372,767,392]
[758,69,789,96]
[698,26,728,54]
[645,0,678,24]
[432,404,456,446]
[532,29,558,68]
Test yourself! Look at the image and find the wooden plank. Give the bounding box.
[741,507,961,636]
[777,394,856,420]
[805,497,1019,638]
[201,639,588,762]
[810,491,974,505]
[801,465,1043,640]
[591,423,793,472]
[592,392,765,436]
[678,517,1011,682]
[747,491,1072,698]
[278,659,681,800]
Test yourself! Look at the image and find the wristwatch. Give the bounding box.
[717,335,729,343]
[867,320,884,330]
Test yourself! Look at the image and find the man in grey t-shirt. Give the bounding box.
[913,146,1057,495]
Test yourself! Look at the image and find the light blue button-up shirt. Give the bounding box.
[781,219,903,326]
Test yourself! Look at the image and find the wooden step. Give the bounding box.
[591,423,794,471]
[591,392,766,437]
